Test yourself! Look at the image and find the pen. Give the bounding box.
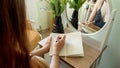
[56,36,61,42]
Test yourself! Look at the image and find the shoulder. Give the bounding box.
[95,0,104,9]
[30,55,49,68]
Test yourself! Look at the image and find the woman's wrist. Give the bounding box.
[52,54,59,57]
[53,49,60,55]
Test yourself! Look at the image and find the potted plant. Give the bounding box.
[50,0,66,33]
[68,0,86,29]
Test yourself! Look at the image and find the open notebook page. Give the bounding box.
[49,32,84,57]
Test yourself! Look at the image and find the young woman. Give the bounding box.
[0,0,65,68]
[81,0,109,30]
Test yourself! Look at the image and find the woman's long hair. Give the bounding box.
[0,0,30,68]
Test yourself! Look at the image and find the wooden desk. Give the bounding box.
[38,28,101,68]
[60,36,101,68]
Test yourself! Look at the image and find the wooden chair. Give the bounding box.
[26,20,41,52]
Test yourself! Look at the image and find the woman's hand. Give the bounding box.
[42,36,52,53]
[53,35,66,55]
[81,22,100,31]
[84,21,100,30]
[81,21,93,26]
[30,37,52,56]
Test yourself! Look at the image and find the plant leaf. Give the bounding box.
[68,0,86,10]
[50,0,66,16]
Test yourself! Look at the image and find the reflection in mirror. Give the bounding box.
[66,0,110,34]
[65,0,117,51]
[67,0,86,29]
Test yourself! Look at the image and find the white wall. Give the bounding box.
[98,0,120,68]
[25,0,50,30]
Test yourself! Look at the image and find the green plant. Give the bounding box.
[68,0,86,29]
[50,0,67,16]
[68,0,86,10]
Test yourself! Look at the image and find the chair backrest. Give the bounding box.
[26,20,42,52]
[26,20,33,30]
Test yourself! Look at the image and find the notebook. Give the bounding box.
[49,32,84,57]
[79,23,97,34]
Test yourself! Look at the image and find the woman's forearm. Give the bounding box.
[30,48,47,56]
[50,55,60,68]
[88,5,97,22]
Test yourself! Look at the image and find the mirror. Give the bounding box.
[65,0,115,50]
[66,0,110,34]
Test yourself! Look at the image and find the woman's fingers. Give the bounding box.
[56,36,61,42]
[56,35,66,42]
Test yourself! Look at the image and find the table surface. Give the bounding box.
[60,42,100,68]
[60,29,101,68]
[38,28,101,68]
